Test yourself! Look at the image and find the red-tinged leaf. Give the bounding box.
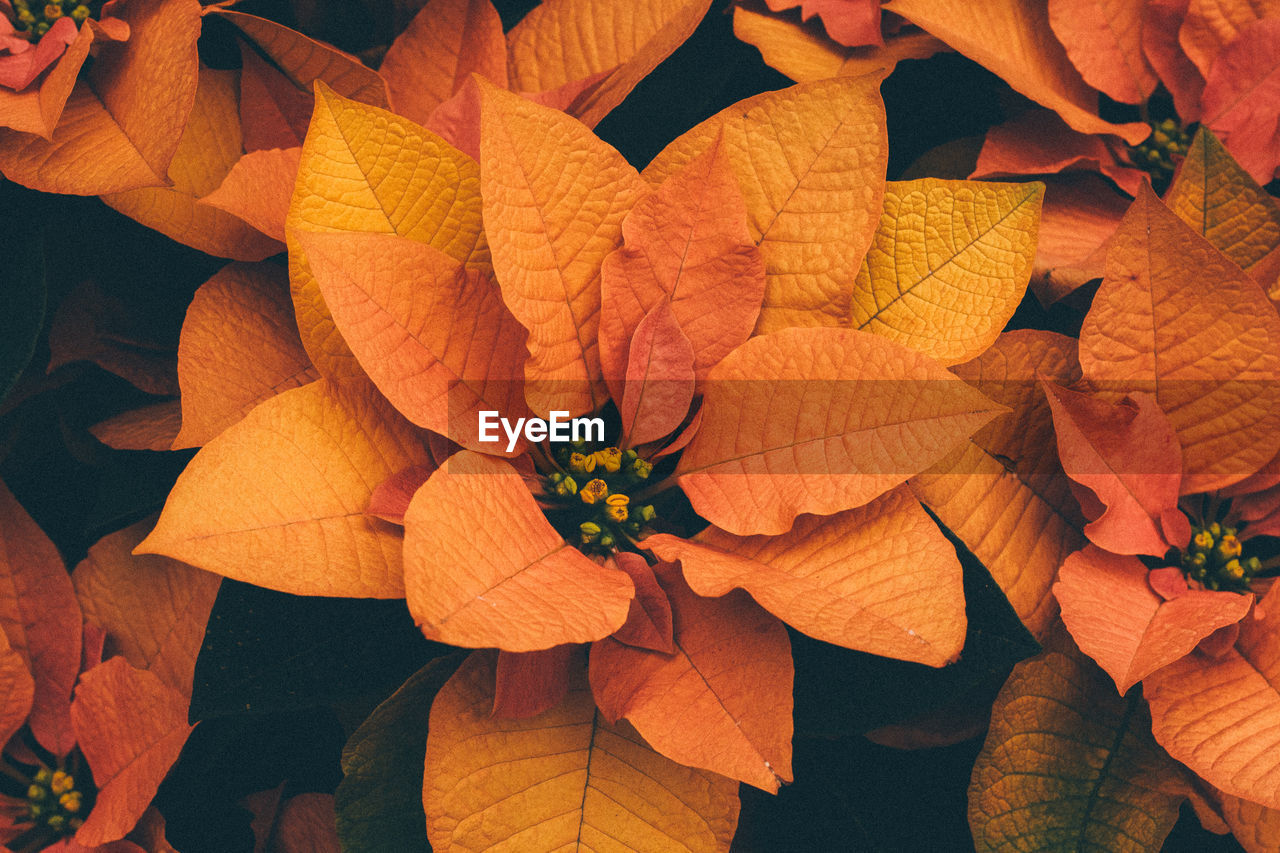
[138,380,433,598]
[403,451,634,651]
[1027,174,1127,306]
[1079,184,1280,493]
[90,400,183,451]
[764,0,884,47]
[0,480,79,756]
[366,465,436,524]
[101,67,285,262]
[600,134,765,396]
[675,327,1005,536]
[651,402,702,459]
[645,485,966,666]
[424,651,740,851]
[0,16,76,91]
[273,793,340,853]
[1201,17,1280,184]
[238,42,310,151]
[46,838,146,853]
[0,16,93,137]
[1146,583,1280,810]
[491,644,577,719]
[972,109,1147,196]
[128,807,179,853]
[201,146,301,245]
[1219,792,1280,853]
[1177,0,1278,77]
[0,0,202,194]
[1143,0,1205,121]
[380,0,506,126]
[1048,0,1158,104]
[589,562,792,792]
[1149,565,1190,600]
[48,281,177,397]
[73,518,221,698]
[1055,545,1252,693]
[213,10,388,108]
[0,628,33,752]
[619,303,696,447]
[608,552,673,654]
[478,80,647,416]
[885,0,1151,145]
[71,658,192,847]
[173,263,317,449]
[1041,382,1183,556]
[300,231,531,453]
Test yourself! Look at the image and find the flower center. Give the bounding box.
[1130,117,1193,191]
[7,0,94,39]
[541,442,659,555]
[1180,521,1261,592]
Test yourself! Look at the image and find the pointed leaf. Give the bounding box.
[1143,0,1206,121]
[424,651,740,851]
[675,327,1005,536]
[1055,545,1252,693]
[506,0,713,128]
[619,303,696,447]
[1201,17,1280,185]
[0,480,79,756]
[90,401,183,452]
[73,518,221,698]
[0,15,94,138]
[910,330,1087,639]
[1048,0,1158,104]
[238,42,310,151]
[600,134,765,393]
[1219,792,1280,853]
[101,67,284,262]
[492,645,576,719]
[589,563,792,792]
[886,0,1150,144]
[973,110,1147,196]
[1042,383,1183,556]
[403,451,634,651]
[336,656,460,853]
[380,0,506,125]
[71,658,192,847]
[0,628,33,752]
[840,178,1042,365]
[201,146,302,245]
[1146,583,1280,809]
[138,380,432,598]
[608,552,673,654]
[173,262,317,449]
[644,76,888,337]
[1165,128,1280,280]
[300,231,531,453]
[479,80,646,415]
[47,280,177,396]
[288,84,488,381]
[1079,184,1280,493]
[645,485,965,665]
[969,631,1186,852]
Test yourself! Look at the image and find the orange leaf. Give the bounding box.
[0,0,202,194]
[764,0,884,46]
[910,330,1087,639]
[885,0,1150,145]
[299,231,531,453]
[201,146,302,245]
[645,484,966,666]
[213,10,388,108]
[0,480,80,756]
[1145,583,1280,809]
[588,562,793,792]
[366,464,437,524]
[1143,0,1205,121]
[173,262,316,449]
[675,327,1005,536]
[90,400,183,452]
[101,67,284,261]
[1201,17,1280,185]
[506,0,713,128]
[1042,382,1185,555]
[608,552,673,653]
[599,134,764,394]
[0,17,94,138]
[424,651,740,851]
[1047,0,1158,104]
[287,83,488,381]
[70,658,192,847]
[1165,128,1280,281]
[380,0,507,125]
[272,793,340,853]
[1219,792,1280,853]
[73,518,221,698]
[1055,545,1252,693]
[1079,184,1280,493]
[643,76,888,337]
[1027,174,1127,305]
[403,451,634,650]
[0,627,33,753]
[478,80,646,416]
[138,380,432,598]
[1178,0,1279,77]
[618,303,696,447]
[238,42,310,151]
[491,644,577,719]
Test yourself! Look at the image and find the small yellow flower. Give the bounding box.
[580,479,608,505]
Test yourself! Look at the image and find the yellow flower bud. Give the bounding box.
[580,479,608,504]
[1216,535,1243,561]
[1222,559,1245,581]
[596,447,622,473]
[59,791,82,813]
[606,504,628,523]
[43,3,62,19]
[569,452,591,473]
[50,771,73,795]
